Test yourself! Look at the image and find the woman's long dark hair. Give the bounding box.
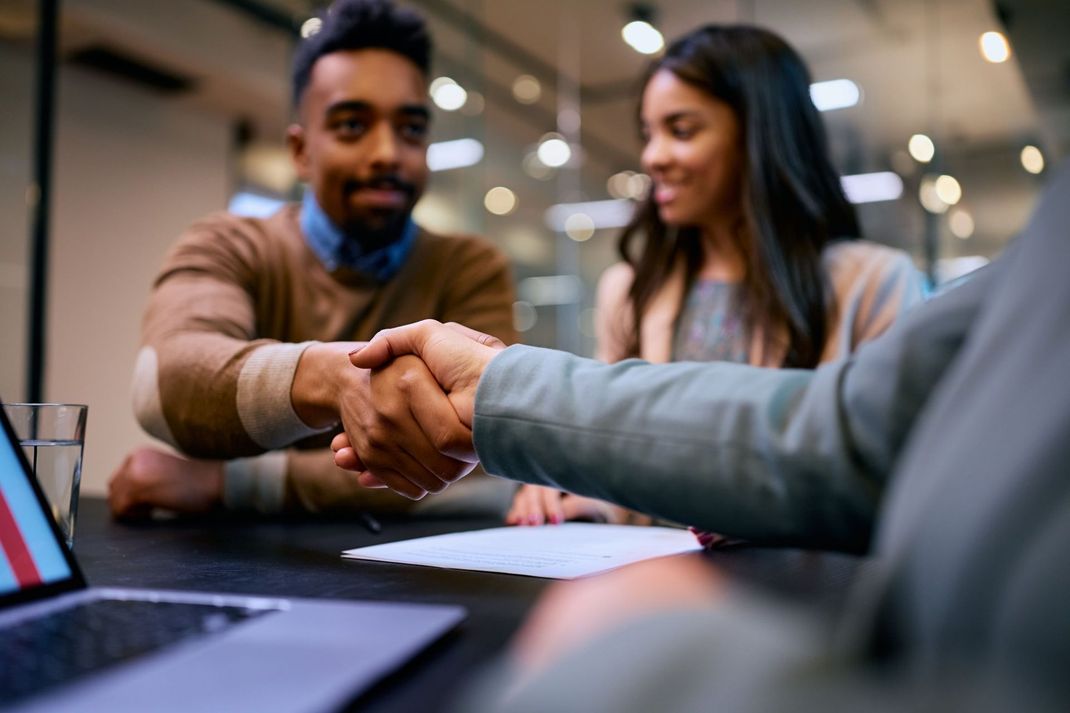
[620,25,860,368]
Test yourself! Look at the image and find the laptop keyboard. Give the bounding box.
[0,598,273,705]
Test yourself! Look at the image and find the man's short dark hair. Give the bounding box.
[291,0,432,108]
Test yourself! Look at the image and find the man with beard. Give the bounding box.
[108,0,515,519]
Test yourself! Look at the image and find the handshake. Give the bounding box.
[329,320,507,500]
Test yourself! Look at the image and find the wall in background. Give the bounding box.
[45,63,230,495]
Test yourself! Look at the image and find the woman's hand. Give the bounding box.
[505,484,634,526]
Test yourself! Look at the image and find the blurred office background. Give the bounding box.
[1,0,1067,495]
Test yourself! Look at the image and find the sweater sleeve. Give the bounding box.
[132,214,331,459]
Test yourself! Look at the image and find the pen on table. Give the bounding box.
[358,511,382,534]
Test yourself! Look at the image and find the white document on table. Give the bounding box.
[341,523,703,579]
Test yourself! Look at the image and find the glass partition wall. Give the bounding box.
[0,0,40,403]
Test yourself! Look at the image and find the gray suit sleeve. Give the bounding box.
[473,261,998,551]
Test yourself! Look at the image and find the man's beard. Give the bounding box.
[341,174,418,252]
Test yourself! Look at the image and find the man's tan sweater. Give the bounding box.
[132,204,516,514]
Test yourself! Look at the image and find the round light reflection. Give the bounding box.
[934,175,962,205]
[607,171,632,199]
[908,134,935,163]
[557,108,581,134]
[564,213,595,242]
[622,20,664,55]
[919,177,949,214]
[949,209,975,239]
[979,31,1011,63]
[512,75,542,105]
[431,79,467,111]
[461,91,485,116]
[513,301,537,332]
[1020,145,1044,175]
[484,186,518,216]
[626,172,651,200]
[537,136,572,168]
[300,17,322,38]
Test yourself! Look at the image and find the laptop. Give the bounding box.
[0,405,466,712]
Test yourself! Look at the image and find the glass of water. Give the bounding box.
[3,403,88,550]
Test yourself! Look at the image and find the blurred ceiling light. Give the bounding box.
[429,77,453,94]
[622,20,664,55]
[809,79,861,111]
[564,213,596,241]
[626,172,651,200]
[607,171,634,199]
[919,176,950,214]
[412,193,461,233]
[608,171,652,201]
[502,226,554,265]
[537,134,572,168]
[228,192,285,218]
[908,134,935,163]
[513,301,538,332]
[934,175,962,205]
[430,77,467,111]
[484,186,518,216]
[239,144,297,194]
[461,91,485,116]
[1020,145,1045,174]
[979,31,1011,63]
[557,108,581,134]
[518,275,584,306]
[949,209,975,239]
[546,199,633,232]
[426,138,484,172]
[839,172,903,204]
[512,75,542,104]
[523,151,556,180]
[299,17,322,38]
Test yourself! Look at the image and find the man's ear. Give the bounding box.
[286,124,311,181]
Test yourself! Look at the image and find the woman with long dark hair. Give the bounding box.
[507,24,924,526]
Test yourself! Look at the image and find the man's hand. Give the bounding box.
[107,446,223,520]
[350,320,504,428]
[333,321,504,499]
[506,485,633,526]
[333,354,477,500]
[291,338,479,500]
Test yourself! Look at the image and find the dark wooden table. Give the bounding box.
[73,497,863,712]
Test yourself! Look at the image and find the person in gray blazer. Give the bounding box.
[335,162,1070,710]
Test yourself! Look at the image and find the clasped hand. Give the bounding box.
[331,320,505,500]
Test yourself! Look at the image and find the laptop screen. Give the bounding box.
[0,407,80,603]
